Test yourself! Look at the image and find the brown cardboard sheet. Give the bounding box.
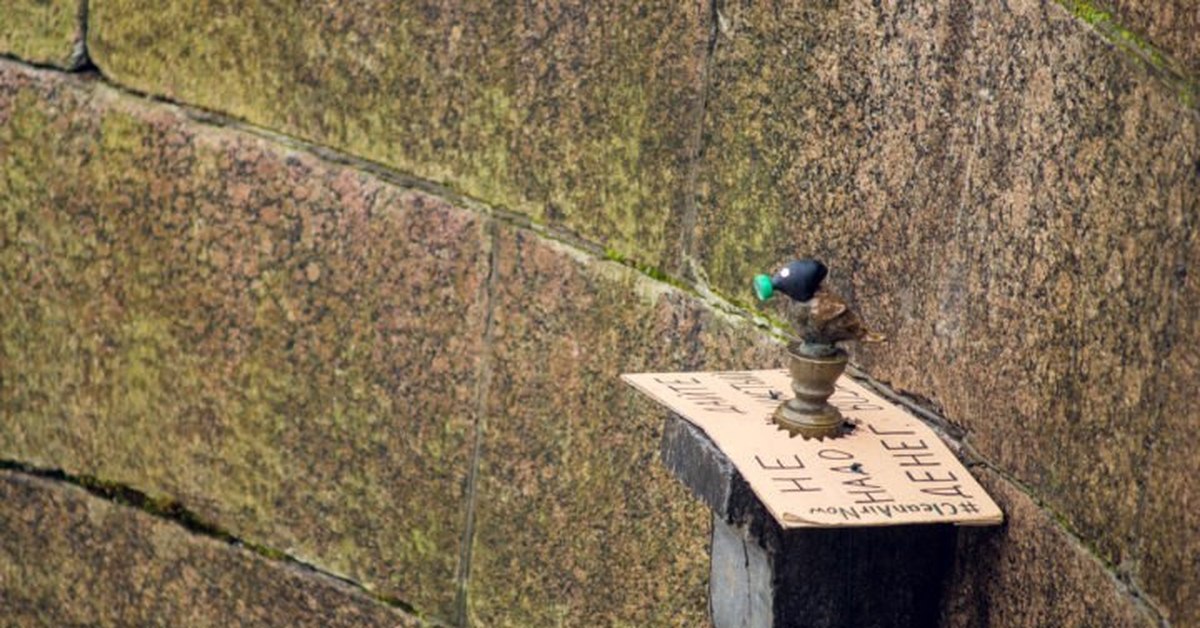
[623,370,1003,528]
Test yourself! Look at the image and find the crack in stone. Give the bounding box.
[0,459,432,623]
[677,0,723,280]
[67,0,95,72]
[452,219,501,627]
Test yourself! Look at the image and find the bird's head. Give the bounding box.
[753,259,827,303]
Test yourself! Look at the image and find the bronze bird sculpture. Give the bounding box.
[754,259,884,356]
[753,258,884,439]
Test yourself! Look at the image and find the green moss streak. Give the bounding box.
[1058,0,1199,109]
[602,247,693,294]
[1062,0,1113,26]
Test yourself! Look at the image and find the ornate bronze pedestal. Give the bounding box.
[773,346,850,440]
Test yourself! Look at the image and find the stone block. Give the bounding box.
[941,469,1156,627]
[0,1,81,68]
[0,471,418,627]
[695,0,1200,580]
[0,61,486,619]
[1137,225,1200,626]
[466,223,778,626]
[88,0,714,270]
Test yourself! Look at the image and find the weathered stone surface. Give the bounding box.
[1138,220,1200,627]
[0,1,80,68]
[0,471,419,627]
[1096,0,1200,78]
[941,469,1155,627]
[0,61,486,619]
[88,0,712,271]
[467,223,777,626]
[697,0,1200,586]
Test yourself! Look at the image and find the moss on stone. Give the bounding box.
[1,62,488,620]
[0,1,80,68]
[1058,0,1199,108]
[601,247,693,295]
[87,1,711,271]
[696,6,1200,622]
[467,224,781,626]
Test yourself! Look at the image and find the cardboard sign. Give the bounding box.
[623,370,1002,528]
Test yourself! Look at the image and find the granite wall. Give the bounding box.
[1,1,1196,626]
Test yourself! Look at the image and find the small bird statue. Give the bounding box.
[754,258,884,356]
[753,258,885,439]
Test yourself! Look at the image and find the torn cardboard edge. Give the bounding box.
[623,369,1003,529]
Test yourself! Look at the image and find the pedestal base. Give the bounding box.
[772,348,850,440]
[772,402,850,440]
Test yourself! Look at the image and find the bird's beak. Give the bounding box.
[753,274,774,301]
